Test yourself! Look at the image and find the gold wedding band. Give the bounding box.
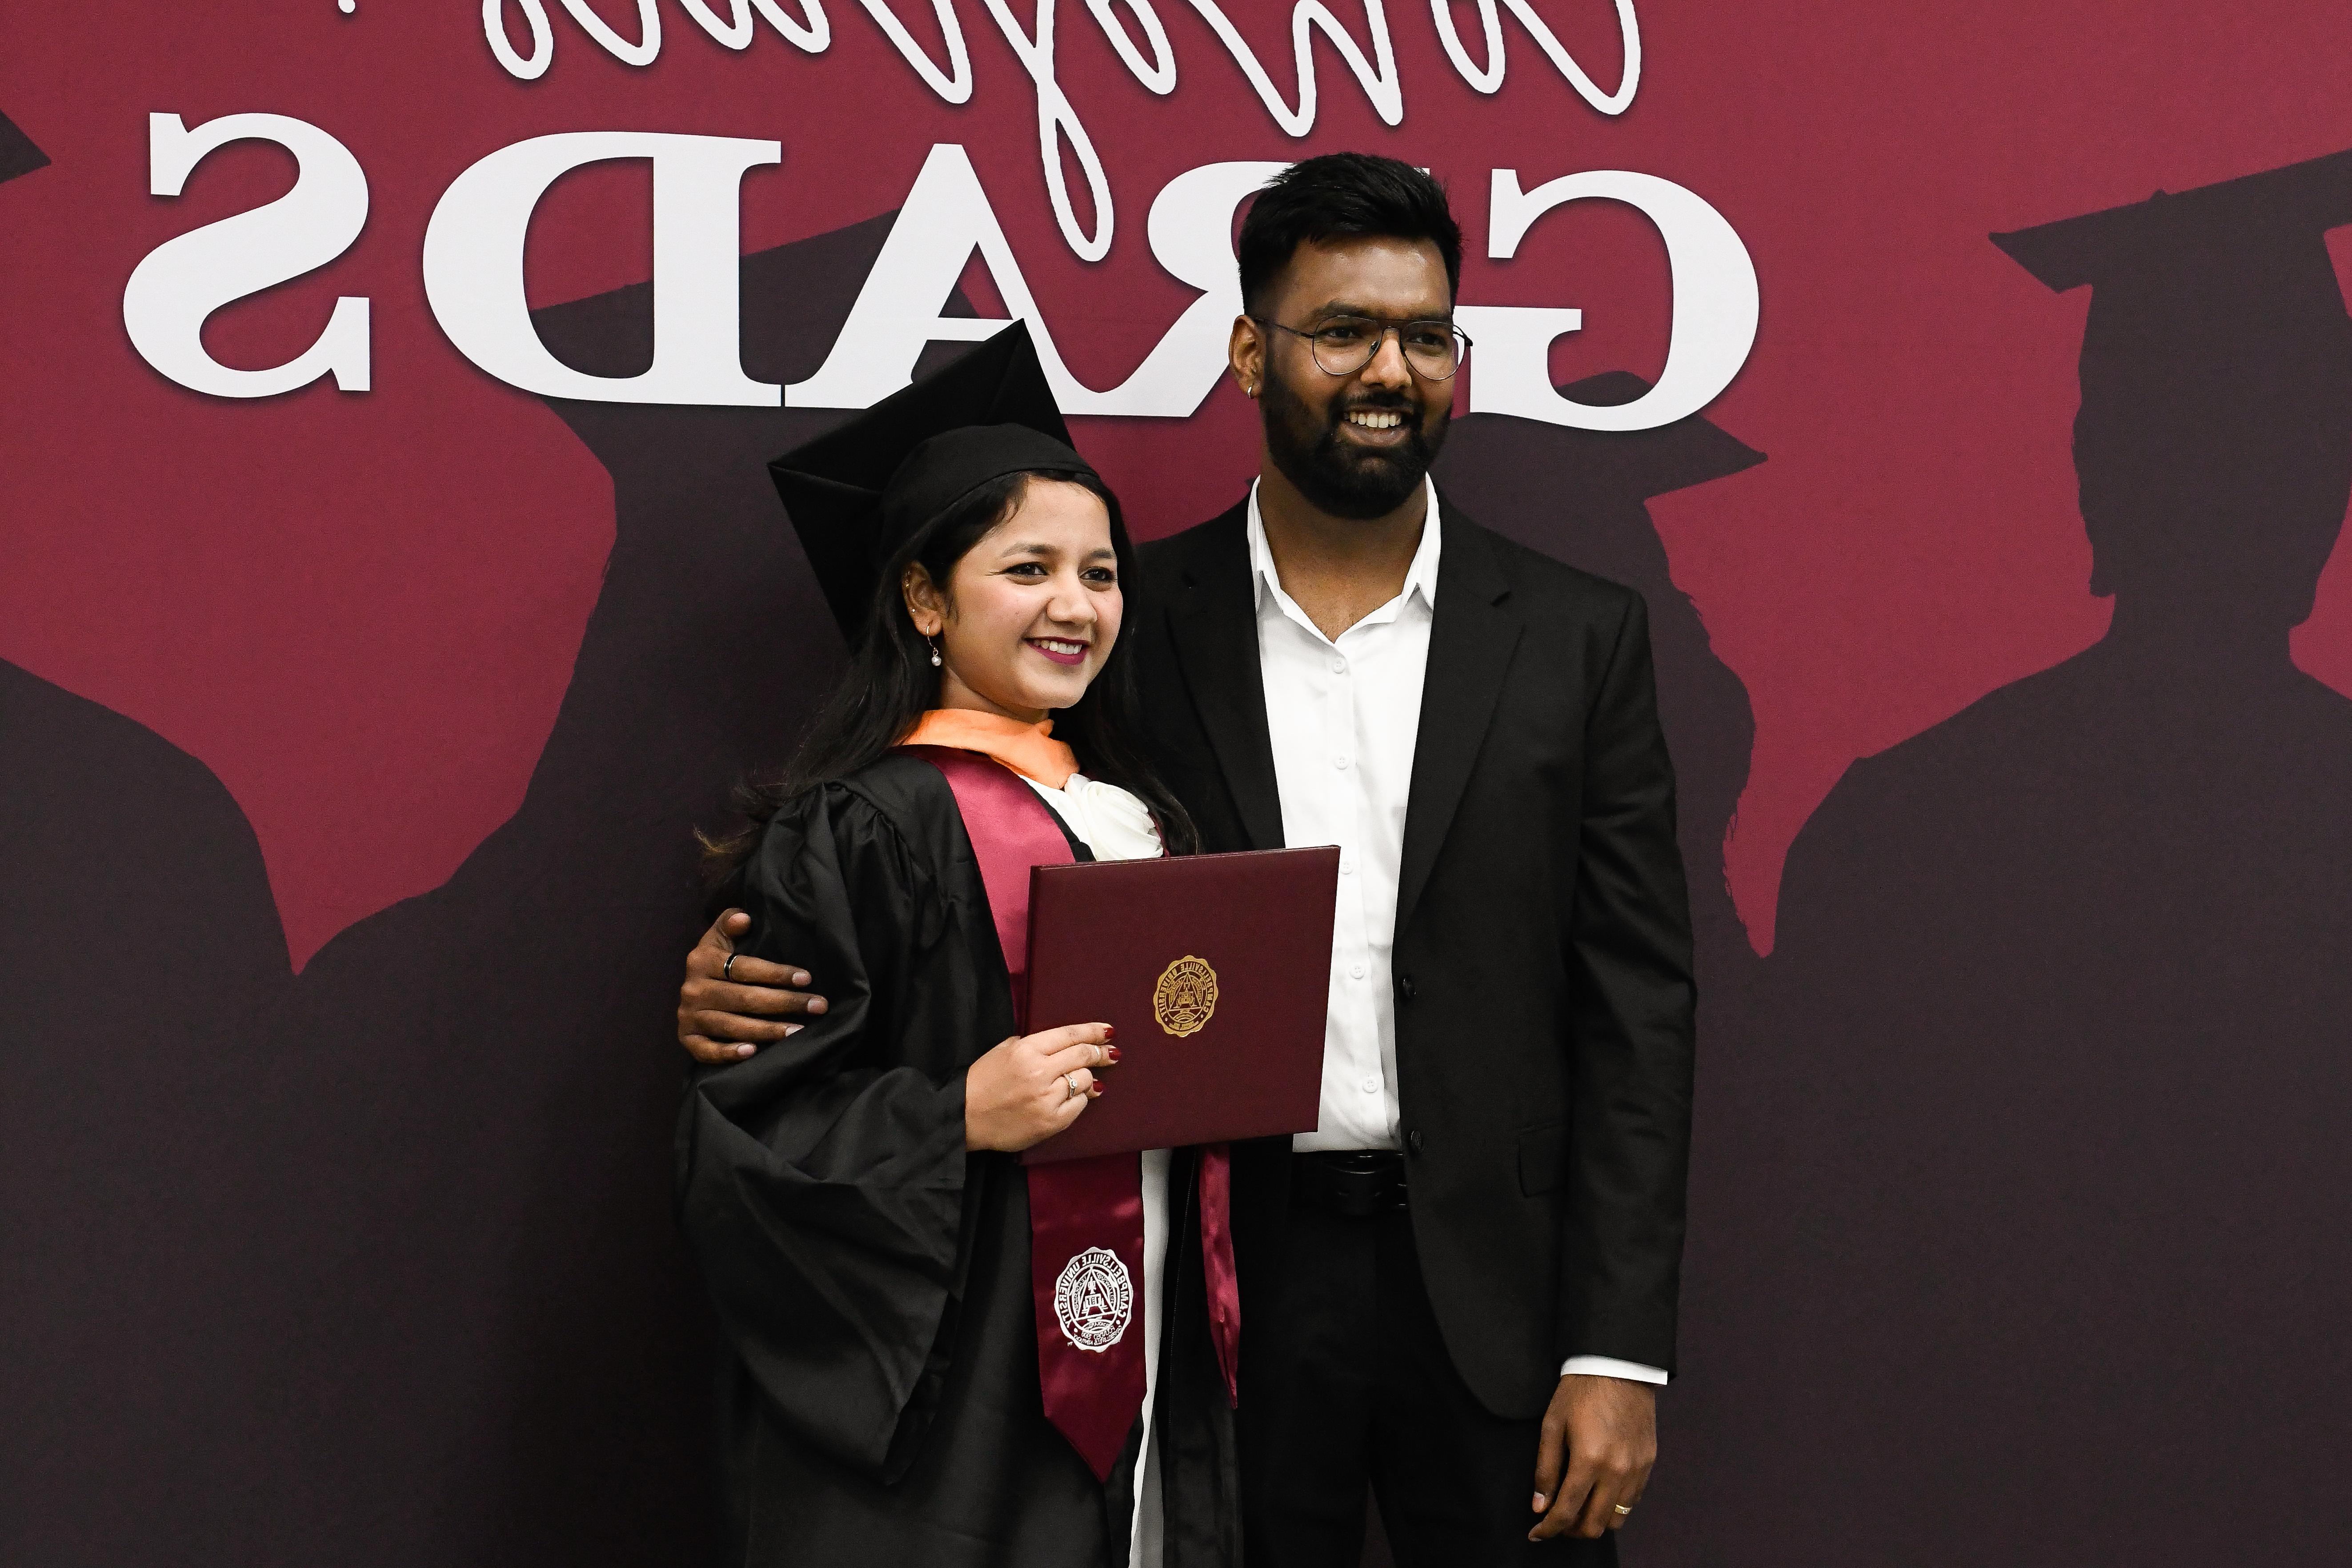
[1613,1504,1634,1516]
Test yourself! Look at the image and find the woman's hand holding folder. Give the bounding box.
[964,1023,1120,1152]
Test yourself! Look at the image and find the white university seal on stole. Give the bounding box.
[1053,1246,1133,1351]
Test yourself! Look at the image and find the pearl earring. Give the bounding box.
[929,637,942,668]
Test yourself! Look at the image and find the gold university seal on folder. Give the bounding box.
[1153,955,1219,1037]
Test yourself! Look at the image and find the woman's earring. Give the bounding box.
[928,636,943,668]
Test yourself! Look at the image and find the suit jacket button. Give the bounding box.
[1406,1130,1425,1155]
[1396,973,1416,1001]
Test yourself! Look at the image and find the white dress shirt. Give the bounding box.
[1246,481,1668,1389]
[1023,773,1175,1563]
[1247,484,1435,1154]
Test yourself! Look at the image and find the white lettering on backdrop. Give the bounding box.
[1459,168,1759,431]
[421,132,784,405]
[786,144,1285,414]
[477,0,1641,261]
[122,113,373,397]
[122,120,1757,428]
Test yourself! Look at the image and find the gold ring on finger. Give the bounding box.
[1613,1504,1633,1516]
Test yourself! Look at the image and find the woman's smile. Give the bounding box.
[1026,636,1091,666]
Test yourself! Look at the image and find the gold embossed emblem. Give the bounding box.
[1153,955,1219,1037]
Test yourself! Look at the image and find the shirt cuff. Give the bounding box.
[1560,1355,1670,1386]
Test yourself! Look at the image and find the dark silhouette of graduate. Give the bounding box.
[0,664,303,1568]
[6,206,911,1568]
[0,112,307,1568]
[249,217,903,1568]
[1438,371,1764,1003]
[1433,379,1771,1568]
[1762,149,2352,1565]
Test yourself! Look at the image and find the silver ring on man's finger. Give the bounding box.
[1064,1072,1082,1100]
[722,953,737,980]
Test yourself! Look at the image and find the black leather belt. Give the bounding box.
[1291,1151,1409,1216]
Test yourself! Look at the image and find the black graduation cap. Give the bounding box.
[770,322,1094,637]
[1991,148,2352,425]
[1526,370,1766,503]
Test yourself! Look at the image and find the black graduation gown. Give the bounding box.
[676,751,1240,1568]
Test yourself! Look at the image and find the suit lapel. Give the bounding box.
[1396,511,1521,932]
[1165,506,1286,850]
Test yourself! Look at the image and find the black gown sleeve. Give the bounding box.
[676,782,974,1478]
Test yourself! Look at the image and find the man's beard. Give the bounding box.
[1262,373,1448,521]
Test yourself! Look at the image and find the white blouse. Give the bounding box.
[1022,772,1169,1568]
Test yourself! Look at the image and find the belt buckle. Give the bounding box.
[1306,1153,1407,1216]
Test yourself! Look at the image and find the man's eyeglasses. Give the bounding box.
[1250,314,1473,381]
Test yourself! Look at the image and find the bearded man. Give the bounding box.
[679,152,1695,1566]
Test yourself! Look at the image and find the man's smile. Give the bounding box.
[1337,405,1422,449]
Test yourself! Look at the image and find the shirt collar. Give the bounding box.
[1244,476,1443,625]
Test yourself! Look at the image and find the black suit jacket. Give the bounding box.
[1130,497,1696,1420]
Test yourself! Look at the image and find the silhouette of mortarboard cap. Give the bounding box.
[1991,148,2352,422]
[1521,371,1765,504]
[0,108,50,186]
[770,322,1094,637]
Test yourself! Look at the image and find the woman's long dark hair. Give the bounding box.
[703,468,1198,878]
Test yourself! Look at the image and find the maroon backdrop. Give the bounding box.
[6,5,2352,1564]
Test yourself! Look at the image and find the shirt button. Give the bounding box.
[1330,657,1348,674]
[1361,1073,1381,1094]
[1349,961,1368,980]
[1339,854,1356,875]
[1332,754,1352,770]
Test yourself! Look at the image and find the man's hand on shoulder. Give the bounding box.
[1529,1373,1657,1541]
[677,910,829,1063]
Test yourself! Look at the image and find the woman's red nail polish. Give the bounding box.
[1105,1045,1122,1063]
[1102,1024,1117,1041]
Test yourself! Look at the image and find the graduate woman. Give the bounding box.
[678,327,1242,1568]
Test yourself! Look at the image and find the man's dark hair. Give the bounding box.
[1237,153,1463,318]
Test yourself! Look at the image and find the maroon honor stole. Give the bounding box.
[910,745,1239,1482]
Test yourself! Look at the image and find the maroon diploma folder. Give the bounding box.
[1019,846,1341,1164]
